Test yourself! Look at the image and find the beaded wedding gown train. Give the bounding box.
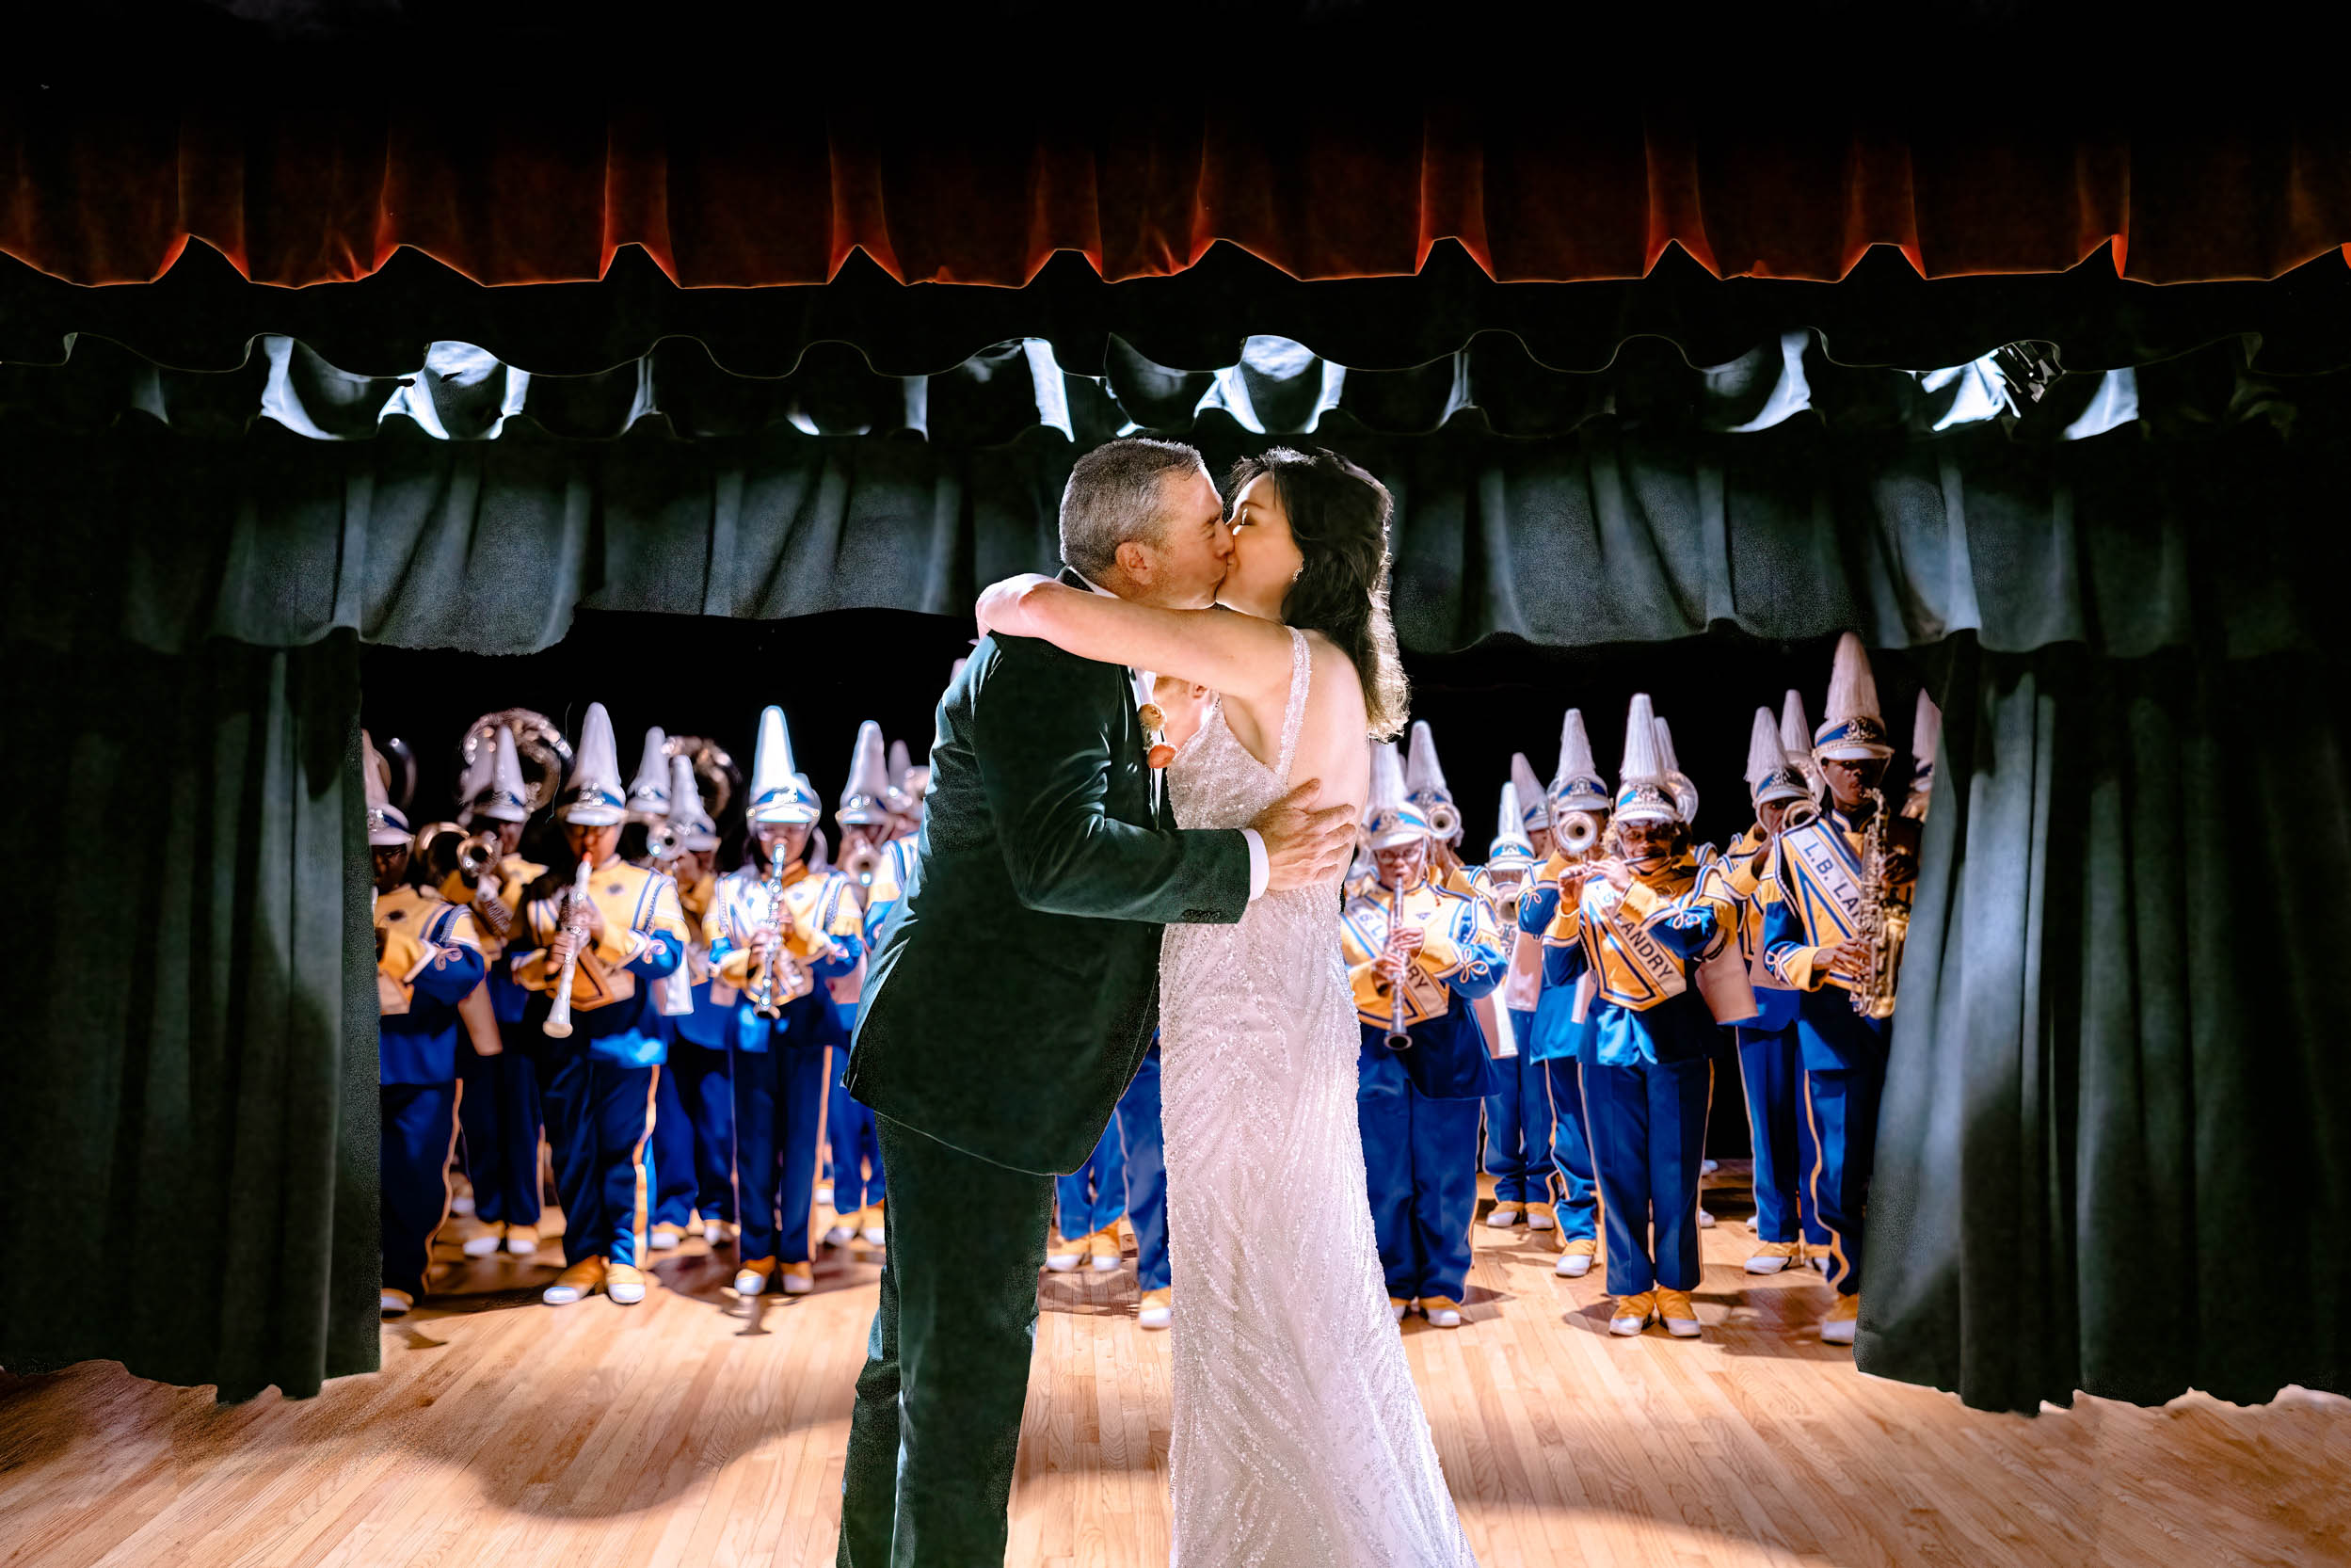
[1156,628,1479,1568]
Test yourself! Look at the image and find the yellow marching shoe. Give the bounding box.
[732,1256,777,1297]
[1608,1291,1656,1336]
[1656,1288,1702,1338]
[1044,1233,1082,1272]
[543,1256,608,1306]
[505,1225,541,1256]
[1137,1287,1173,1331]
[858,1203,887,1249]
[462,1223,507,1258]
[702,1218,736,1248]
[1820,1293,1862,1346]
[777,1260,816,1296]
[1388,1296,1412,1325]
[380,1287,415,1317]
[1087,1229,1123,1273]
[1483,1203,1524,1229]
[604,1263,648,1304]
[1422,1295,1464,1329]
[1554,1238,1598,1279]
[1525,1201,1558,1233]
[1745,1240,1801,1275]
[648,1223,688,1252]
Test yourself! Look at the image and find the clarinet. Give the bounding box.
[1383,880,1415,1051]
[542,856,595,1039]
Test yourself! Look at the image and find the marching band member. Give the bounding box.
[1116,1036,1173,1329]
[514,704,691,1308]
[1517,712,1611,1280]
[1783,688,1826,803]
[1540,696,1735,1340]
[1764,634,1919,1345]
[1046,1128,1127,1275]
[709,707,867,1300]
[1345,742,1507,1329]
[826,723,893,1251]
[1477,780,1554,1233]
[371,748,488,1316]
[654,753,738,1248]
[1652,712,1724,1230]
[625,728,702,1252]
[448,725,549,1259]
[1700,709,1830,1275]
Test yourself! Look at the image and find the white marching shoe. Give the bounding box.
[462,1226,506,1257]
[1044,1237,1082,1272]
[824,1224,857,1248]
[1525,1203,1558,1232]
[1696,1207,1717,1229]
[1555,1238,1597,1278]
[1483,1205,1524,1228]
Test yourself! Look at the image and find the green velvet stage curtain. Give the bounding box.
[0,634,378,1400]
[1863,638,2351,1411]
[4,419,2329,665]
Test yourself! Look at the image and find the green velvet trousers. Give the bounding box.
[837,1115,1056,1568]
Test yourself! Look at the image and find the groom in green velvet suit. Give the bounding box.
[837,439,1352,1566]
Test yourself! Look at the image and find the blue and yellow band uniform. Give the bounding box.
[1761,798,1905,1298]
[1343,872,1507,1308]
[440,852,548,1235]
[376,887,488,1302]
[1540,852,1733,1298]
[707,858,867,1272]
[1699,830,1828,1255]
[662,862,739,1234]
[512,857,690,1271]
[827,828,920,1229]
[1514,873,1603,1246]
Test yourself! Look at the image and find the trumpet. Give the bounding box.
[542,856,595,1039]
[1558,808,1605,856]
[1779,796,1821,833]
[1426,799,1463,842]
[644,820,683,865]
[840,839,885,888]
[458,829,514,943]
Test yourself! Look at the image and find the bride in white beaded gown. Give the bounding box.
[976,446,1478,1567]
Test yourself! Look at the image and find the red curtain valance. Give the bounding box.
[7,100,2349,291]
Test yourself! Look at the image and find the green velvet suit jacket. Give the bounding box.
[843,602,1253,1175]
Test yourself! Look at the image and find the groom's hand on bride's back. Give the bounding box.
[1250,780,1358,892]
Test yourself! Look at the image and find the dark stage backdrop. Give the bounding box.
[360,610,1927,1164]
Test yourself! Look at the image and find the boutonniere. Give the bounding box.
[1138,702,1175,768]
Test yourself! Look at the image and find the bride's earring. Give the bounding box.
[1290,563,1304,584]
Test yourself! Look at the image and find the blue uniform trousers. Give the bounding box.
[456,1038,542,1226]
[732,1045,831,1265]
[664,1039,737,1224]
[1795,999,1889,1297]
[381,1081,462,1298]
[648,1060,698,1229]
[1539,1053,1602,1243]
[1580,1044,1713,1295]
[1055,1121,1127,1240]
[1115,1046,1169,1292]
[1357,1036,1483,1303]
[829,1076,887,1216]
[1481,1040,1555,1205]
[1736,1021,1829,1248]
[541,1053,658,1270]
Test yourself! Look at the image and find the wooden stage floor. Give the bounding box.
[5,1171,2346,1568]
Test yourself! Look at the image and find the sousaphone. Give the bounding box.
[456,709,574,815]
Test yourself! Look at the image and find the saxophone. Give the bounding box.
[745,854,809,1018]
[1849,788,1908,1020]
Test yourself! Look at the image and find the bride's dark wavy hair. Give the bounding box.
[1226,446,1409,741]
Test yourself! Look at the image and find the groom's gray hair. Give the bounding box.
[1059,437,1208,583]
